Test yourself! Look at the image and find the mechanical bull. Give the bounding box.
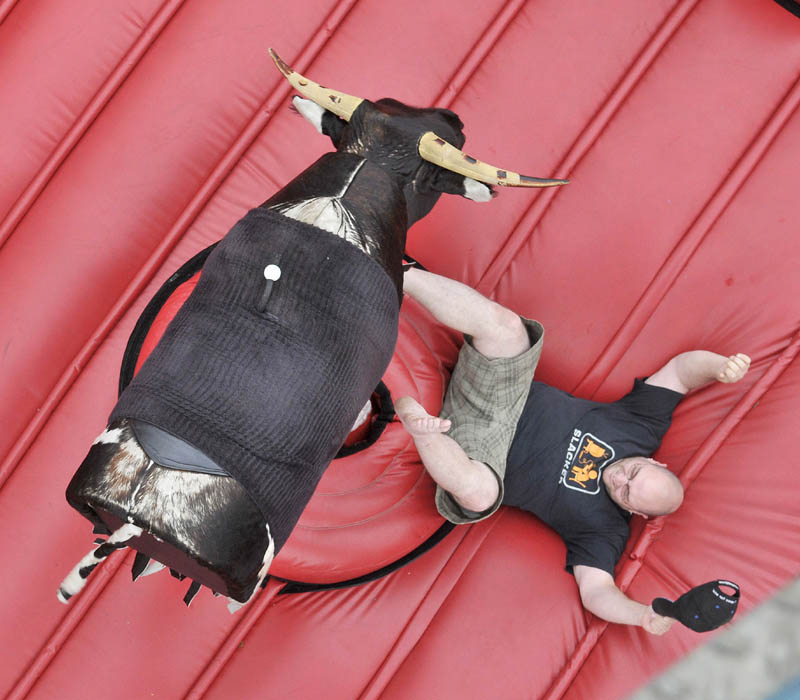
[59,49,568,610]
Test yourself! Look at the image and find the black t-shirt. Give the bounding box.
[503,379,684,576]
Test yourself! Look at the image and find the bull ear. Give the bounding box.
[292,96,347,146]
[413,162,496,202]
[463,178,495,202]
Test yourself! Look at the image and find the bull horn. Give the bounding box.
[269,48,364,122]
[418,131,569,188]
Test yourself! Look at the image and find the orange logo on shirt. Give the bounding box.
[560,431,615,495]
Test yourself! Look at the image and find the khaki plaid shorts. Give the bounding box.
[436,317,544,525]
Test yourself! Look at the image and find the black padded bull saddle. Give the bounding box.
[66,207,398,602]
[111,207,398,547]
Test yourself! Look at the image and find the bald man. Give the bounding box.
[397,267,750,635]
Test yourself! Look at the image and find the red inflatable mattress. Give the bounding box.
[2,1,799,698]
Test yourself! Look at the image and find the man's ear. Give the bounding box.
[292,96,347,146]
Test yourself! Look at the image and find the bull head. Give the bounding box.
[269,49,568,199]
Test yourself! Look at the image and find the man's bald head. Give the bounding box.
[602,457,684,517]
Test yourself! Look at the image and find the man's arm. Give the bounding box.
[645,351,750,395]
[573,565,674,635]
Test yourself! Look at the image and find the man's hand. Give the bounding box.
[715,353,750,384]
[640,605,675,635]
[647,350,752,394]
[575,565,675,634]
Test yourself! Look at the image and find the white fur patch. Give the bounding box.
[109,523,143,542]
[293,96,325,134]
[57,523,143,603]
[274,197,360,244]
[463,178,493,202]
[93,427,123,445]
[137,468,222,545]
[350,399,372,432]
[227,523,275,613]
[57,568,87,604]
[139,560,166,577]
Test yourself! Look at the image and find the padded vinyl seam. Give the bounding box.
[1,2,360,697]
[183,579,286,700]
[475,0,701,297]
[350,7,700,688]
[542,329,800,700]
[202,6,528,692]
[168,1,377,695]
[0,0,19,26]
[0,0,188,251]
[357,514,506,700]
[479,3,800,696]
[5,549,133,700]
[0,2,357,493]
[187,4,523,690]
[571,72,800,399]
[184,3,526,693]
[545,69,800,697]
[431,0,528,109]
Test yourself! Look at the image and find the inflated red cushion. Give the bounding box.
[2,1,799,699]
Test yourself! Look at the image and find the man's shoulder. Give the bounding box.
[611,378,685,414]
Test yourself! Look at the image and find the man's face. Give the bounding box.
[602,457,676,516]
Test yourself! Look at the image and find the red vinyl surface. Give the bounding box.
[1,1,799,698]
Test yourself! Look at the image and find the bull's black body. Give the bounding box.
[64,95,489,605]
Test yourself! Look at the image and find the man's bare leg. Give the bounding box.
[403,267,530,358]
[395,395,499,513]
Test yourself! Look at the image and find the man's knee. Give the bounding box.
[474,305,529,358]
